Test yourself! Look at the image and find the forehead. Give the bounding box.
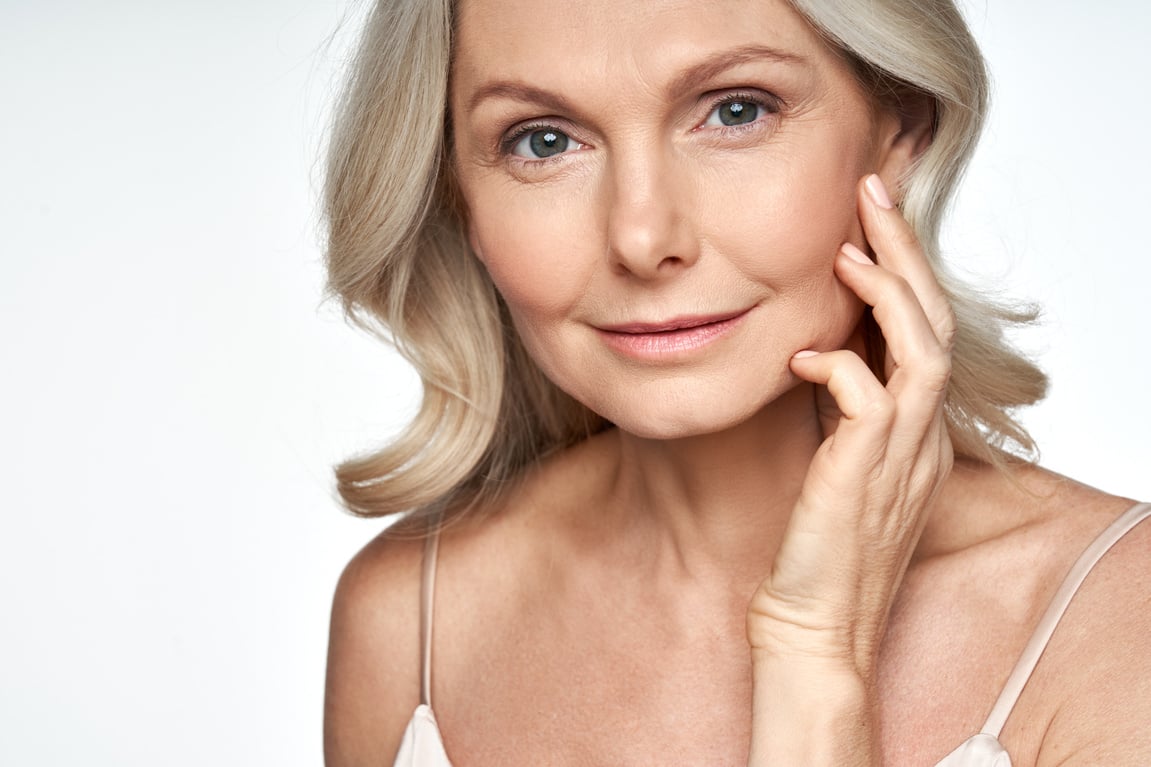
[451,0,848,98]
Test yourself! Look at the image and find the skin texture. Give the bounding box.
[455,0,885,439]
[324,0,1151,764]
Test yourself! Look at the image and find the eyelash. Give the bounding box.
[498,121,576,158]
[700,91,780,132]
[496,89,781,162]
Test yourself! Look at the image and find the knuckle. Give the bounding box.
[919,354,952,393]
[933,303,958,350]
[874,271,916,309]
[889,272,916,298]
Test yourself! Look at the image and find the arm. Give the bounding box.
[746,174,954,765]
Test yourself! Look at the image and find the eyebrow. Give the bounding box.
[665,44,808,99]
[464,43,808,115]
[465,81,576,117]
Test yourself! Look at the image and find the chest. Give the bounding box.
[875,556,1060,765]
[433,581,755,765]
[428,548,1059,766]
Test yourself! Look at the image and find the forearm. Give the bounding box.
[747,655,878,767]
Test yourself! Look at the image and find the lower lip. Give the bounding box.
[596,311,750,361]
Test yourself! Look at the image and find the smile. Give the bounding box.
[595,309,752,360]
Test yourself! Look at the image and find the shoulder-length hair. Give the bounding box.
[323,0,1047,527]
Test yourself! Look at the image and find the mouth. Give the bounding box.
[595,308,752,359]
[598,309,751,335]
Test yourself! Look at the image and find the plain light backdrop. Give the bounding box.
[1,1,1147,764]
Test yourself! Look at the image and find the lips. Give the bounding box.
[594,308,752,360]
[598,309,750,335]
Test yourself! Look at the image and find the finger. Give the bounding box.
[832,250,951,456]
[789,350,899,532]
[856,174,956,350]
[834,246,951,398]
[790,349,894,454]
[793,348,951,536]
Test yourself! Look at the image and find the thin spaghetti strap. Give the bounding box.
[419,519,442,708]
[980,502,1151,737]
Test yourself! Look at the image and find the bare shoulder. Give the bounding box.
[1028,497,1151,765]
[322,433,618,766]
[324,526,427,767]
[951,465,1151,764]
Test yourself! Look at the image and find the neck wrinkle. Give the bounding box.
[608,382,826,587]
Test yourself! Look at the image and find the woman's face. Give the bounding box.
[451,0,912,439]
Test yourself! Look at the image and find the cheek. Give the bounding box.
[708,167,856,257]
[695,123,874,333]
[468,190,595,321]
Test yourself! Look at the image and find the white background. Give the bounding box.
[1,1,1147,764]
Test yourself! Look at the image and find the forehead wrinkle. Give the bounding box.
[451,0,829,122]
[462,42,812,125]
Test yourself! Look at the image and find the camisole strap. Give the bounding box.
[419,520,442,708]
[980,501,1151,737]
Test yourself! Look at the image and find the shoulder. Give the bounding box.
[1026,500,1151,765]
[930,467,1151,762]
[324,526,427,767]
[321,434,615,767]
[947,462,1151,764]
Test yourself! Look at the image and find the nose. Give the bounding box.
[604,148,698,279]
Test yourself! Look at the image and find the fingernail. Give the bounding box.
[840,242,873,265]
[793,350,820,359]
[865,174,894,209]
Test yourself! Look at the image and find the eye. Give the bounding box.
[702,96,772,128]
[508,127,582,159]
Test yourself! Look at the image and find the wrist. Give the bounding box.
[748,656,878,767]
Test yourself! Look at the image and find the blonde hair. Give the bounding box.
[323,0,1047,525]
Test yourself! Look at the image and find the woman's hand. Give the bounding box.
[745,175,955,766]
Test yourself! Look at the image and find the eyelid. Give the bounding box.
[491,88,780,162]
[697,89,781,130]
[499,120,584,159]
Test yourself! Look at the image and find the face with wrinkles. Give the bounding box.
[450,0,912,439]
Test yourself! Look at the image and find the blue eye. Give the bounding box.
[510,128,581,159]
[704,98,764,128]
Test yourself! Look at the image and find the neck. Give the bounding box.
[605,382,825,588]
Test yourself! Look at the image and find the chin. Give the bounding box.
[616,417,747,442]
[585,375,799,442]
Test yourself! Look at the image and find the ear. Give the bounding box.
[873,92,935,203]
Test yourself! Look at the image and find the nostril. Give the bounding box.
[606,207,696,277]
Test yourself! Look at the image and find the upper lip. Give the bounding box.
[597,308,751,334]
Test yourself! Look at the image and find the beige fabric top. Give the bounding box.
[393,502,1151,767]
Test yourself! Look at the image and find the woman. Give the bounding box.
[322,0,1151,764]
